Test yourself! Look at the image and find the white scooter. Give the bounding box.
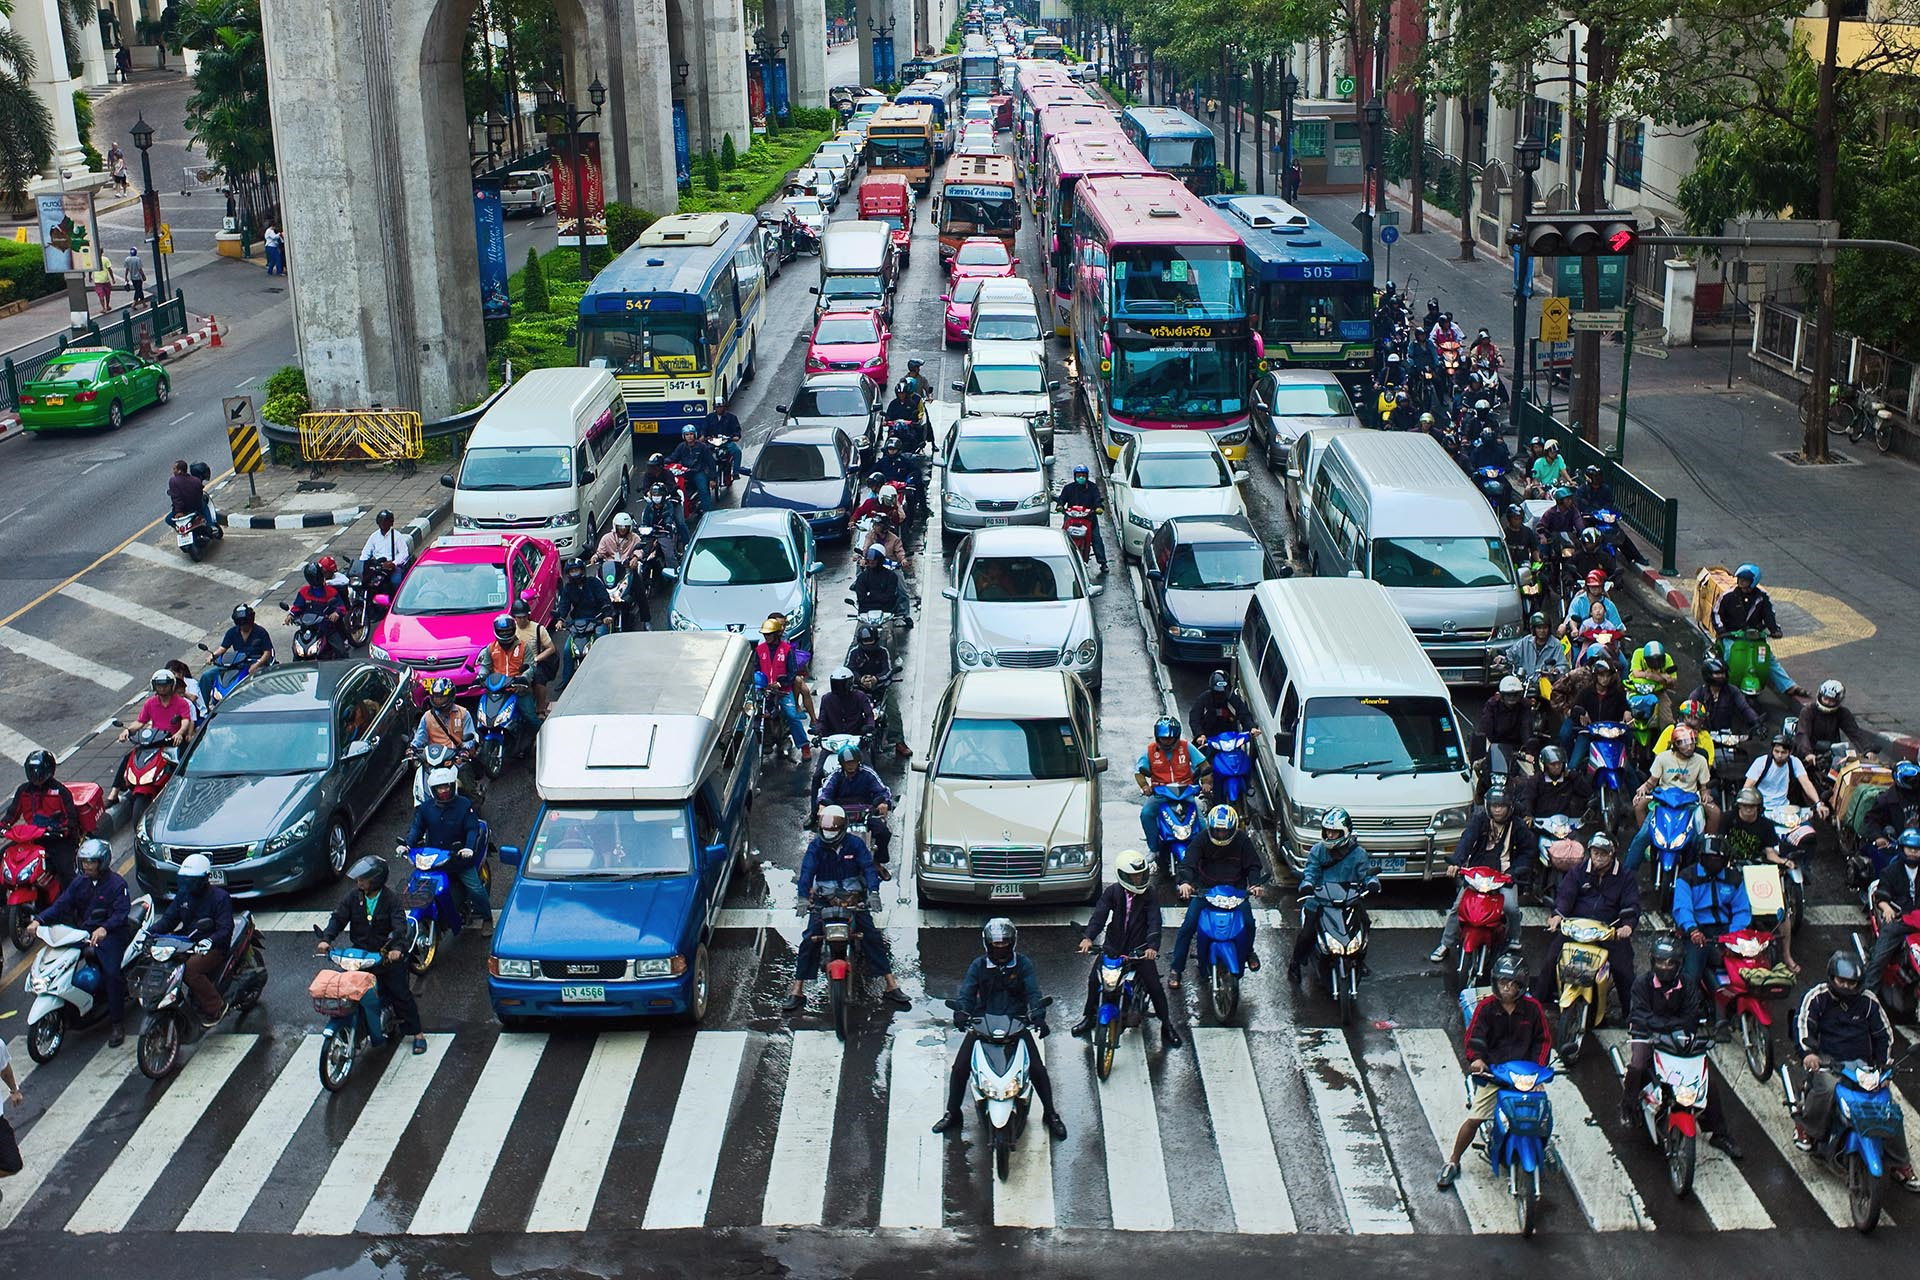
[947,995,1052,1181]
[25,894,156,1062]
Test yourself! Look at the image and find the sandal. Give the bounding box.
[1785,956,1803,973]
[1167,972,1182,991]
[411,1036,428,1055]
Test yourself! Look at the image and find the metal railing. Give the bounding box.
[1751,301,1919,420]
[0,290,190,414]
[1519,392,1680,576]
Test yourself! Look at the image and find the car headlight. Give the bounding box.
[1127,511,1155,530]
[945,491,975,510]
[632,956,685,978]
[1293,803,1327,829]
[1167,625,1205,639]
[453,515,476,529]
[670,610,699,632]
[541,514,573,529]
[369,645,390,662]
[1073,639,1097,664]
[263,812,315,855]
[1018,492,1047,509]
[138,807,155,845]
[925,844,969,869]
[1493,620,1523,641]
[956,641,980,665]
[492,956,533,979]
[1433,805,1473,829]
[1219,428,1248,446]
[1047,843,1093,869]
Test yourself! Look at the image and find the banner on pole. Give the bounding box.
[672,102,692,186]
[38,190,99,273]
[472,180,511,320]
[549,132,608,246]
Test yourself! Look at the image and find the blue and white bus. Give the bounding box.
[1208,195,1375,382]
[1119,106,1218,196]
[577,212,766,451]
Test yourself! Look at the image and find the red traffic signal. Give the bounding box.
[1607,227,1636,253]
[1523,212,1640,257]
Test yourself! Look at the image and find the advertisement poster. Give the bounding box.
[748,60,768,124]
[548,132,608,246]
[38,190,99,273]
[772,58,790,120]
[471,180,510,320]
[672,102,692,187]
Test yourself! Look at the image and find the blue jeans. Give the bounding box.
[1140,797,1173,848]
[1170,897,1255,972]
[773,690,808,750]
[1719,635,1795,695]
[688,471,714,514]
[453,858,491,924]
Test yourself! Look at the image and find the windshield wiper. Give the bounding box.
[1316,758,1393,776]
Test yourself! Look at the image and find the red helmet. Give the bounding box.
[316,554,339,577]
[1584,569,1606,587]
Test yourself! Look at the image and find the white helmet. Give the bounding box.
[1499,675,1524,695]
[1115,849,1150,895]
[428,767,458,794]
[880,484,898,500]
[178,853,212,878]
[613,511,635,531]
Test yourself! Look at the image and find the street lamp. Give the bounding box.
[485,110,508,157]
[1361,95,1385,268]
[675,58,691,87]
[129,112,166,304]
[539,78,605,281]
[1280,68,1299,201]
[1510,136,1546,434]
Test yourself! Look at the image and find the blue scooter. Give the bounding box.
[1148,782,1202,876]
[310,932,394,1093]
[1586,721,1632,835]
[1645,785,1703,891]
[1205,732,1254,811]
[1783,1056,1912,1233]
[1480,1058,1556,1236]
[196,643,256,706]
[475,672,533,779]
[1089,945,1151,1082]
[402,826,490,975]
[1194,883,1251,1022]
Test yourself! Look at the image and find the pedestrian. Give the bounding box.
[124,247,146,305]
[114,42,131,83]
[91,259,114,313]
[263,222,285,275]
[0,1034,23,1200]
[111,154,129,195]
[1286,160,1302,202]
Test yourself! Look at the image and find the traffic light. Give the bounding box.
[1523,212,1639,257]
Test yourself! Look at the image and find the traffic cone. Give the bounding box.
[208,314,221,348]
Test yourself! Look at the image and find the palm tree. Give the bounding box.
[0,0,57,214]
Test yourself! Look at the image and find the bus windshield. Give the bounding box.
[1145,135,1215,170]
[581,313,707,374]
[941,193,1017,233]
[1109,341,1247,419]
[868,135,930,168]
[1114,246,1243,316]
[1261,281,1375,344]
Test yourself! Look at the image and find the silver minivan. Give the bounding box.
[1302,431,1524,683]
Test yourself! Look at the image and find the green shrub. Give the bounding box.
[521,244,550,313]
[605,202,656,251]
[703,150,721,191]
[721,134,738,171]
[0,240,57,305]
[264,365,307,399]
[789,106,836,131]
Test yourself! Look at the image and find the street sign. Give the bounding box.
[157,222,173,255]
[1570,308,1627,332]
[223,395,255,426]
[225,420,264,474]
[1539,296,1570,344]
[1553,256,1626,308]
[1379,210,1400,229]
[1722,217,1840,264]
[1335,74,1356,96]
[1380,225,1399,245]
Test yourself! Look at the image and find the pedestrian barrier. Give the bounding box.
[296,409,425,463]
[1518,393,1679,576]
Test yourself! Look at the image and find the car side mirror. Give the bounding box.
[942,586,959,600]
[1144,566,1162,581]
[343,739,374,760]
[910,758,928,772]
[497,844,523,866]
[1047,379,1061,392]
[951,381,963,392]
[703,841,728,863]
[1088,583,1105,597]
[808,561,825,575]
[1274,562,1296,579]
[1347,569,1364,579]
[809,287,820,295]
[1232,469,1251,484]
[440,474,455,489]
[564,327,577,346]
[521,587,538,601]
[1091,756,1110,772]
[1286,459,1304,481]
[940,294,951,302]
[775,404,789,415]
[579,469,597,484]
[661,566,678,579]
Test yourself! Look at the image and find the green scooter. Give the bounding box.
[1722,628,1774,697]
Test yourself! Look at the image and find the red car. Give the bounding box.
[806,308,891,383]
[947,236,1018,290]
[368,532,561,697]
[942,276,986,347]
[990,94,1014,131]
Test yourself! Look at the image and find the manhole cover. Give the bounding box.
[1773,449,1857,466]
[75,448,129,464]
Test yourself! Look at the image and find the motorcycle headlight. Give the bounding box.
[1493,620,1523,641]
[27,971,54,994]
[369,645,390,662]
[413,850,439,869]
[263,812,315,855]
[670,610,699,632]
[491,956,533,979]
[1672,1083,1700,1107]
[1047,843,1092,869]
[632,956,684,978]
[925,844,968,869]
[149,943,177,963]
[1433,805,1473,829]
[1073,639,1097,664]
[944,491,974,510]
[1018,492,1047,510]
[1128,511,1156,530]
[1508,1072,1539,1092]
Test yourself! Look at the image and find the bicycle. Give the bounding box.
[1799,381,1863,437]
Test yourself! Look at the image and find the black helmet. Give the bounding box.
[511,597,532,618]
[564,555,586,576]
[1209,669,1229,693]
[982,916,1017,966]
[1538,745,1566,772]
[648,452,665,466]
[1702,657,1728,681]
[376,508,395,525]
[907,357,924,369]
[23,749,55,786]
[231,603,254,625]
[884,436,901,452]
[303,561,325,590]
[855,622,879,647]
[1698,837,1728,873]
[347,854,389,893]
[1828,950,1864,993]
[1650,933,1682,980]
[867,471,885,487]
[1492,953,1529,989]
[1528,611,1549,629]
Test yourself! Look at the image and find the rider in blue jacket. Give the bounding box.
[783,806,911,1013]
[1288,809,1379,984]
[1672,840,1751,1002]
[401,769,491,930]
[932,919,1067,1140]
[816,744,894,867]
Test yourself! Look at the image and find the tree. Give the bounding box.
[0,0,56,214]
[521,244,549,312]
[177,0,277,231]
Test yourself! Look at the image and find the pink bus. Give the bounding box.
[1027,102,1120,203]
[1041,131,1155,334]
[1015,84,1098,173]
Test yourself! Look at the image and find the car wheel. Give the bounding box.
[325,816,351,879]
[155,378,171,405]
[108,399,125,430]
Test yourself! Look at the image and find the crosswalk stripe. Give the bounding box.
[1098,1033,1175,1230]
[1593,1030,1774,1230]
[763,1030,845,1226]
[642,1031,749,1230]
[119,538,267,593]
[0,1042,132,1231]
[249,911,334,933]
[0,625,132,691]
[176,1035,324,1232]
[993,1032,1055,1228]
[1394,1028,1518,1233]
[60,581,212,644]
[407,1033,549,1235]
[6,1035,38,1090]
[67,1035,255,1233]
[293,1033,453,1234]
[1716,1048,1869,1228]
[524,1030,648,1233]
[0,722,48,766]
[1192,1027,1295,1233]
[877,1028,949,1229]
[1544,1058,1651,1230]
[1803,904,1863,927]
[1295,1027,1413,1233]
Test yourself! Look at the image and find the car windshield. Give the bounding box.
[458,445,572,491]
[956,241,1012,266]
[815,314,880,344]
[684,534,797,586]
[43,359,104,384]
[951,433,1039,473]
[790,386,868,419]
[1298,695,1464,776]
[1267,381,1354,416]
[937,716,1086,780]
[1134,451,1229,489]
[188,712,333,775]
[755,441,842,483]
[391,560,510,616]
[965,553,1082,601]
[1370,537,1514,589]
[967,362,1044,395]
[521,806,693,880]
[971,310,1041,341]
[1165,541,1265,590]
[821,275,885,301]
[948,277,984,307]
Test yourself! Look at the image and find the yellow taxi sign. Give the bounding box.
[1540,296,1571,344]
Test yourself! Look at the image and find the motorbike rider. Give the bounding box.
[1537,833,1639,1004]
[874,437,923,516]
[1430,310,1467,351]
[846,622,909,758]
[356,508,412,587]
[1501,505,1542,566]
[1628,639,1681,715]
[1513,744,1594,828]
[1288,809,1380,984]
[1625,725,1719,874]
[1429,783,1526,964]
[853,481,910,532]
[317,855,428,1055]
[1574,465,1615,513]
[1865,761,1920,864]
[1187,669,1255,745]
[860,508,913,578]
[1723,786,1805,970]
[1054,463,1109,571]
[1136,715,1212,874]
[817,743,894,869]
[1531,440,1571,491]
[1437,953,1551,1190]
[1688,657,1761,735]
[1744,731,1828,829]
[883,384,923,429]
[1504,612,1564,692]
[1167,806,1268,987]
[668,423,719,516]
[553,556,615,684]
[1791,951,1920,1190]
[4,750,85,887]
[26,838,131,1045]
[200,604,275,704]
[109,669,196,807]
[1470,326,1501,367]
[400,767,492,932]
[591,512,654,631]
[811,668,879,793]
[933,919,1067,1139]
[506,599,558,718]
[410,674,477,759]
[640,450,675,496]
[1712,564,1805,698]
[1864,829,1920,1001]
[703,398,744,480]
[756,613,815,760]
[152,853,233,1025]
[1476,675,1535,777]
[1560,569,1622,632]
[474,614,542,728]
[1617,934,1746,1158]
[1071,849,1180,1048]
[638,481,691,550]
[899,357,932,404]
[852,543,914,621]
[1795,679,1889,777]
[783,804,912,1013]
[286,560,349,656]
[166,458,220,538]
[1672,840,1752,1010]
[1464,422,1510,473]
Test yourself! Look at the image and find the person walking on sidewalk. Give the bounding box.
[124,247,147,305]
[114,43,131,83]
[1285,161,1302,202]
[91,260,114,313]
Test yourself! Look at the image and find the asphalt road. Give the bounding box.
[2,84,1908,1274]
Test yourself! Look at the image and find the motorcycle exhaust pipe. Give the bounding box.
[1606,1043,1626,1077]
[1780,1065,1800,1110]
[1853,932,1870,967]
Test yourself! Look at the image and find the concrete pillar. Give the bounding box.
[13,0,87,174]
[700,0,749,153]
[669,0,710,152]
[604,0,678,212]
[1662,258,1697,347]
[80,15,110,89]
[788,0,827,107]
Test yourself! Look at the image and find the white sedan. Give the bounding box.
[1108,430,1249,560]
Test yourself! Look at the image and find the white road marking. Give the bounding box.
[120,538,267,592]
[1394,1028,1518,1233]
[176,1035,324,1232]
[523,1030,648,1232]
[293,1033,453,1233]
[878,1027,950,1229]
[236,375,256,388]
[60,581,212,644]
[0,625,132,691]
[250,911,333,933]
[1803,904,1865,927]
[0,721,48,766]
[993,1031,1055,1227]
[1544,1055,1652,1230]
[1192,1026,1296,1233]
[67,1035,255,1233]
[0,504,28,525]
[762,1030,845,1226]
[0,1041,134,1230]
[1295,1026,1413,1233]
[407,1032,549,1234]
[1098,1032,1175,1230]
[5,1035,35,1089]
[167,411,193,425]
[642,1031,749,1230]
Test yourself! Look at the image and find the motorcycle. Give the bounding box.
[1089,946,1153,1080]
[5,805,95,950]
[1707,730,1754,810]
[170,503,222,562]
[751,674,804,767]
[346,560,397,648]
[1306,882,1372,1026]
[1586,721,1633,836]
[1453,867,1513,988]
[409,741,476,807]
[1551,916,1618,1065]
[1060,503,1097,564]
[1194,883,1252,1022]
[24,894,155,1062]
[288,606,347,661]
[665,461,704,521]
[1531,813,1586,905]
[1611,1028,1711,1199]
[807,875,869,1041]
[403,834,490,975]
[561,616,605,680]
[1474,465,1513,509]
[598,559,635,632]
[1782,1056,1912,1233]
[1857,905,1920,1022]
[1644,785,1704,892]
[134,912,268,1080]
[946,994,1053,1180]
[1711,927,1796,1080]
[810,731,870,805]
[196,642,258,706]
[475,673,534,779]
[1203,731,1254,813]
[1146,782,1202,876]
[1624,694,1662,772]
[309,932,393,1092]
[111,721,179,823]
[1478,1059,1556,1236]
[1722,627,1774,698]
[845,600,911,662]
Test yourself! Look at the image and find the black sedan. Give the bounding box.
[1143,514,1290,664]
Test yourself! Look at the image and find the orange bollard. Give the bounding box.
[208,314,221,348]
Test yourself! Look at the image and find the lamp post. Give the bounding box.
[538,78,606,281]
[1361,95,1384,269]
[1510,136,1545,434]
[129,113,166,304]
[1280,67,1299,201]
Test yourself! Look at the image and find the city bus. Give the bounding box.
[576,212,766,450]
[961,37,999,97]
[1119,106,1219,196]
[1041,131,1155,333]
[1208,194,1375,385]
[1029,33,1065,61]
[1016,83,1095,170]
[935,152,1020,266]
[1029,101,1120,202]
[865,102,937,192]
[1069,173,1257,460]
[896,79,959,157]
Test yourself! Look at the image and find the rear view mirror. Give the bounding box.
[440,474,455,489]
[1091,756,1110,772]
[942,586,959,600]
[775,404,790,415]
[343,740,373,760]
[951,381,963,392]
[498,844,523,866]
[1088,583,1105,597]
[703,841,728,863]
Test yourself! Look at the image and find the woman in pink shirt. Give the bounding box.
[121,669,197,747]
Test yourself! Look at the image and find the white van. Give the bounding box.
[446,367,634,556]
[1233,577,1474,881]
[814,221,895,318]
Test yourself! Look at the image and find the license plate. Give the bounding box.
[45,395,63,406]
[1220,642,1238,658]
[1373,857,1408,875]
[631,420,658,431]
[990,882,1025,900]
[983,516,1009,526]
[560,984,605,1003]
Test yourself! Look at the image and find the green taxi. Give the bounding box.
[17,346,171,432]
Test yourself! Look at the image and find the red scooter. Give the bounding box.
[1061,504,1097,564]
[1453,866,1512,988]
[3,781,104,949]
[1859,905,1920,1024]
[113,721,182,822]
[1711,927,1795,1081]
[665,461,704,521]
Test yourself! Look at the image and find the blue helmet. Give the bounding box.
[1153,715,1179,741]
[1627,693,1660,721]
[1900,828,1920,852]
[1897,761,1920,790]
[1736,563,1761,584]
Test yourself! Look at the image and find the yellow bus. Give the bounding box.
[935,153,1019,267]
[865,103,937,194]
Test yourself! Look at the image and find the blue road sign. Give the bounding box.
[1380,225,1400,246]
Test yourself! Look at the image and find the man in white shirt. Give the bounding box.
[358,509,412,578]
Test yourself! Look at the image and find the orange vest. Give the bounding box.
[486,640,527,678]
[421,704,472,748]
[1146,742,1194,785]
